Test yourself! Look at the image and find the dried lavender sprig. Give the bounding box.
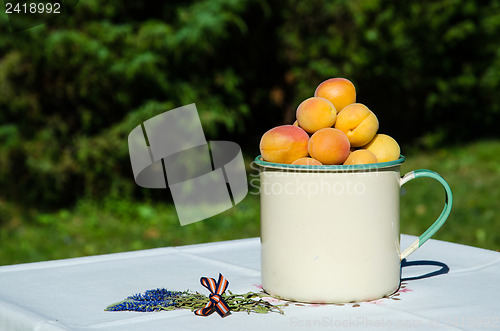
[105,289,285,315]
[105,289,184,312]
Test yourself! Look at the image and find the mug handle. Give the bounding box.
[400,169,453,260]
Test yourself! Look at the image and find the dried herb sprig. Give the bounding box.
[222,290,284,315]
[105,288,182,312]
[105,288,284,315]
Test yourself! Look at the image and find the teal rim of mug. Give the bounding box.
[254,154,405,171]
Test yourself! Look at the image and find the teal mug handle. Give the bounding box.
[400,169,453,260]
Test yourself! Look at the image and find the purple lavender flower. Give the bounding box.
[105,288,183,312]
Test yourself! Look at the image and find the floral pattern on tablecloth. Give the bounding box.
[253,282,412,308]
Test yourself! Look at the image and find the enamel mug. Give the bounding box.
[255,155,452,303]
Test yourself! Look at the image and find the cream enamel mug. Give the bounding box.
[255,155,452,303]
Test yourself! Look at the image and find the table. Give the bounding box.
[0,235,499,330]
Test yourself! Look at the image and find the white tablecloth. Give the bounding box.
[0,235,499,331]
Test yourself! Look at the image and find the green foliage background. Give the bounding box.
[1,0,500,264]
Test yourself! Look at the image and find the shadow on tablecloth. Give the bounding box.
[401,259,450,281]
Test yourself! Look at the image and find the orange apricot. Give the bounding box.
[259,125,309,164]
[307,128,350,165]
[335,103,379,147]
[314,78,356,114]
[343,149,378,165]
[291,157,323,166]
[362,134,400,163]
[296,97,336,134]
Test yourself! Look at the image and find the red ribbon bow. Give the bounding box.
[194,273,231,317]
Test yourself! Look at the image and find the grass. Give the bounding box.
[400,139,500,251]
[0,195,262,265]
[1,139,500,265]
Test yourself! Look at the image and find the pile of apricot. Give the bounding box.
[259,78,400,166]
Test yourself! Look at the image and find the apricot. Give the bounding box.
[335,103,379,147]
[343,149,378,165]
[291,157,323,166]
[296,97,337,134]
[308,128,350,165]
[259,125,309,164]
[314,78,356,114]
[363,134,400,163]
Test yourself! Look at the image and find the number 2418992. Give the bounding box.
[5,2,61,14]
